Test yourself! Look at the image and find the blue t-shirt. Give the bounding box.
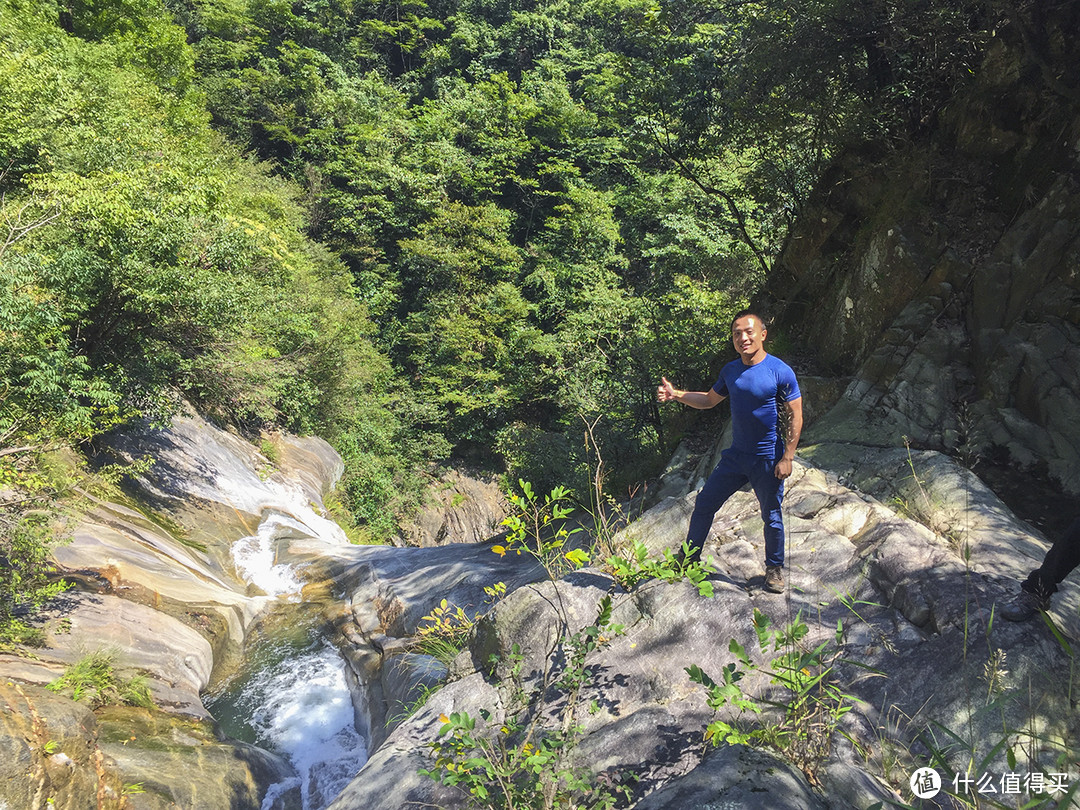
[712,353,801,458]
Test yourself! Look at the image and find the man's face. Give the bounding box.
[731,315,766,362]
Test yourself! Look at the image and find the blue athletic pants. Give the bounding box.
[686,448,785,567]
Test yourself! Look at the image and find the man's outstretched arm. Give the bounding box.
[774,396,803,480]
[657,376,724,410]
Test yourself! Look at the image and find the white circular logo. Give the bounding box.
[910,767,942,798]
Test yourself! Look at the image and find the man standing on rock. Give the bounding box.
[657,310,803,593]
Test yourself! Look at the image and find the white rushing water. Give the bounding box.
[232,513,312,600]
[229,474,348,599]
[221,475,366,809]
[252,645,368,810]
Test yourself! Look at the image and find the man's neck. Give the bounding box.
[740,350,768,366]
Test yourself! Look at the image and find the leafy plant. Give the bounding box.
[555,595,625,699]
[416,598,478,667]
[493,480,589,579]
[258,438,279,464]
[606,540,715,598]
[422,708,622,810]
[0,501,70,634]
[421,596,631,809]
[687,609,857,775]
[0,617,46,649]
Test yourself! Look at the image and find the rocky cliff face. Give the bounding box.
[766,5,1080,499]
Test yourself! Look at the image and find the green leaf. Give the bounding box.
[729,637,750,665]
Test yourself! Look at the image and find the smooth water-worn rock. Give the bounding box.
[96,707,300,810]
[0,411,347,810]
[287,537,548,750]
[97,412,344,548]
[11,592,214,718]
[0,682,300,810]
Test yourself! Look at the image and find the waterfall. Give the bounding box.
[231,513,315,600]
[219,482,366,808]
[251,644,367,810]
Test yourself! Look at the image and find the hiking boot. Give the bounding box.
[1001,589,1049,622]
[764,565,785,594]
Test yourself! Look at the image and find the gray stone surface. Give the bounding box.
[13,593,214,718]
[771,120,1080,499]
[322,453,1079,810]
[633,745,828,810]
[4,393,1077,810]
[402,468,509,547]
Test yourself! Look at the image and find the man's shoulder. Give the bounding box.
[763,353,798,376]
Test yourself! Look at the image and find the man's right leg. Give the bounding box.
[1005,516,1080,621]
[685,451,746,562]
[1027,517,1080,596]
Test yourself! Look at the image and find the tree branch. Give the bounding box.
[0,446,38,458]
[648,128,772,278]
[0,191,62,261]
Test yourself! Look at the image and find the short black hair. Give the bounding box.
[730,309,770,332]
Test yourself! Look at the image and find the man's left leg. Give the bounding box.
[748,457,785,592]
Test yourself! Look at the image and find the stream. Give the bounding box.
[206,496,369,810]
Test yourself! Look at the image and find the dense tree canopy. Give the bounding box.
[1,0,1006,566]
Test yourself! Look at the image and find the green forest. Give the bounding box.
[1,0,1003,611]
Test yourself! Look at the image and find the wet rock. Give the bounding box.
[287,537,547,750]
[0,682,101,810]
[1,410,349,809]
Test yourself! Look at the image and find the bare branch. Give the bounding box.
[0,191,62,261]
[0,446,38,458]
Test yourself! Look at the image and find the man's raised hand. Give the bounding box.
[657,376,678,403]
